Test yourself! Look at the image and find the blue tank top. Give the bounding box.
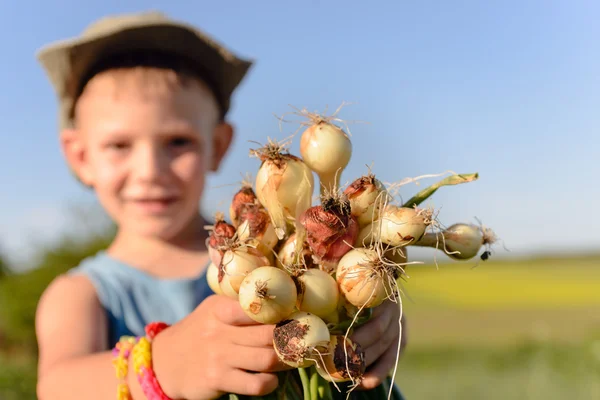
[68,250,214,346]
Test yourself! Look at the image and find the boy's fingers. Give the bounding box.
[351,304,396,349]
[228,345,290,372]
[359,340,399,391]
[231,324,275,347]
[212,295,261,326]
[222,369,279,397]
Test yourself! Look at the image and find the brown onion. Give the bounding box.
[299,194,359,272]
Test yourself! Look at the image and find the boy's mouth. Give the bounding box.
[130,197,179,213]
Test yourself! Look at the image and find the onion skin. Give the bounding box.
[273,311,330,368]
[236,204,279,260]
[206,262,223,295]
[254,152,314,239]
[300,198,359,270]
[344,174,388,227]
[207,219,236,267]
[229,185,258,227]
[276,233,317,270]
[316,335,366,383]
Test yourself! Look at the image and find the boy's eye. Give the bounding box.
[169,137,195,148]
[106,142,130,151]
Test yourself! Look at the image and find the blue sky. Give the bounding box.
[0,1,598,267]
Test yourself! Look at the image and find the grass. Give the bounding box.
[2,253,599,399]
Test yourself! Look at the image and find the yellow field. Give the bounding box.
[397,254,600,347]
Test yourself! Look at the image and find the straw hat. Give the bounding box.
[36,11,254,130]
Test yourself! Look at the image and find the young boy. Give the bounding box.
[34,11,406,399]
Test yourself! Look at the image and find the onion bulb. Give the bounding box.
[276,233,316,270]
[299,116,352,195]
[229,183,258,228]
[344,173,389,227]
[376,205,432,247]
[294,269,339,319]
[315,335,366,383]
[273,311,331,368]
[251,140,314,239]
[413,222,497,261]
[300,193,359,273]
[236,203,279,260]
[336,248,395,309]
[206,262,223,295]
[206,214,236,267]
[238,266,297,324]
[219,246,270,299]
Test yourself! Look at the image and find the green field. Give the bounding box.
[1,254,599,399]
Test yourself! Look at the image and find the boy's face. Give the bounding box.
[62,69,233,240]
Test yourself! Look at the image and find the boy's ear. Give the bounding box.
[60,128,94,186]
[210,122,234,172]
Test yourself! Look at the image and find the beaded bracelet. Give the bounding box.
[112,336,138,400]
[132,322,172,400]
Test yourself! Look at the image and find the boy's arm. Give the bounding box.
[35,274,149,399]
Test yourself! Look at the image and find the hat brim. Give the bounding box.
[37,18,253,130]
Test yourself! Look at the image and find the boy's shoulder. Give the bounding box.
[36,10,254,131]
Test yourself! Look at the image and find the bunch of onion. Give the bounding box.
[299,191,359,273]
[411,221,498,261]
[250,139,314,240]
[298,110,352,196]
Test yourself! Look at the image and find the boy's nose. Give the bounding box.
[133,144,170,182]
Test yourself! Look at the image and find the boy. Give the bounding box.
[34,11,406,399]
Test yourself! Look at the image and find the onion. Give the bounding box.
[299,116,352,195]
[219,246,270,299]
[236,203,279,259]
[315,335,365,383]
[299,193,359,273]
[273,311,331,368]
[336,248,395,309]
[294,269,339,319]
[251,140,314,239]
[376,205,432,247]
[206,214,236,267]
[238,266,297,324]
[344,173,389,227]
[413,222,498,261]
[206,262,223,295]
[276,233,316,270]
[229,183,258,228]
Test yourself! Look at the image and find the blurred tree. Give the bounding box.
[0,246,10,279]
[0,202,116,354]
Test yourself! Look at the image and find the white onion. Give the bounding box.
[273,311,330,368]
[336,248,393,309]
[238,266,297,324]
[295,269,339,318]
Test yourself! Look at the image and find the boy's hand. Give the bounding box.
[150,294,289,400]
[351,300,407,390]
